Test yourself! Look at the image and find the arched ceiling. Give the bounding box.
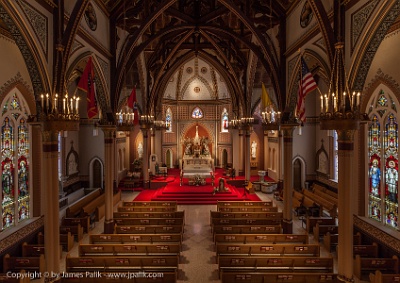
[104,0,294,115]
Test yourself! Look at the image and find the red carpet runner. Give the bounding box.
[132,168,274,204]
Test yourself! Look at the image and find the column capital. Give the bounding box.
[99,125,116,141]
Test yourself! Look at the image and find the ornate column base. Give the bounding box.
[104,219,115,234]
[282,218,293,234]
[337,274,354,283]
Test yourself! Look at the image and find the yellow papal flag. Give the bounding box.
[262,82,273,110]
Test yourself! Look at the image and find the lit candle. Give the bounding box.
[325,94,328,112]
[70,98,73,114]
[76,97,79,113]
[54,93,58,111]
[41,94,44,110]
[63,98,66,113]
[320,95,324,113]
[277,111,281,120]
[357,92,361,107]
[46,93,49,111]
[333,95,337,112]
[342,92,346,109]
[352,91,356,109]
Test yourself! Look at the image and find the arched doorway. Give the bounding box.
[90,158,103,188]
[222,149,228,168]
[166,149,172,168]
[293,159,302,191]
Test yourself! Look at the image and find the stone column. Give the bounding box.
[238,130,244,175]
[281,125,295,234]
[244,127,251,183]
[263,129,269,171]
[336,129,355,283]
[142,128,150,188]
[100,125,116,233]
[41,130,60,275]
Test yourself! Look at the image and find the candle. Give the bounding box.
[333,95,337,112]
[342,92,346,110]
[357,92,361,107]
[54,93,58,111]
[352,91,356,109]
[76,97,79,113]
[320,95,324,113]
[41,94,44,110]
[70,98,73,114]
[325,95,328,112]
[63,98,66,113]
[46,93,49,111]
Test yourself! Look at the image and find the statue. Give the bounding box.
[185,142,192,155]
[251,141,257,159]
[137,142,143,158]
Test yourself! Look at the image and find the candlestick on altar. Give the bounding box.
[46,93,49,112]
[54,94,58,112]
[41,94,44,110]
[76,97,80,113]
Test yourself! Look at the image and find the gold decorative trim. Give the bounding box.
[0,217,44,254]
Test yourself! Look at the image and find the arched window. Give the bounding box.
[1,91,30,231]
[367,89,399,229]
[191,107,203,119]
[166,108,172,132]
[221,108,228,132]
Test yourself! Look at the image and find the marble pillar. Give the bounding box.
[100,125,116,234]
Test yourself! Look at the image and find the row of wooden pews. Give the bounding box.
[211,201,338,283]
[63,201,184,283]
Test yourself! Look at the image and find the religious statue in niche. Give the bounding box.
[66,142,79,176]
[137,142,143,158]
[300,1,313,28]
[84,3,97,31]
[251,141,257,159]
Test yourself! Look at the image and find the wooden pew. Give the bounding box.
[59,272,177,283]
[62,216,90,233]
[312,223,338,240]
[217,201,273,209]
[37,231,74,252]
[370,270,400,283]
[60,224,84,242]
[78,243,181,258]
[121,201,177,207]
[221,272,338,283]
[95,190,122,223]
[214,234,309,245]
[301,196,320,216]
[21,242,62,258]
[218,256,334,277]
[211,218,282,231]
[65,254,179,275]
[210,211,283,220]
[82,194,105,221]
[218,206,278,212]
[0,271,31,282]
[117,206,177,213]
[305,216,336,234]
[303,189,337,218]
[354,243,379,258]
[212,225,282,235]
[216,244,320,263]
[293,190,304,215]
[66,188,102,218]
[354,255,399,280]
[114,224,184,235]
[313,183,338,200]
[323,232,362,252]
[114,218,184,226]
[90,234,182,245]
[113,211,185,219]
[3,254,45,273]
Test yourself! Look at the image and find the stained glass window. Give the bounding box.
[221,108,228,133]
[191,107,203,119]
[166,108,172,132]
[367,89,399,229]
[1,91,30,231]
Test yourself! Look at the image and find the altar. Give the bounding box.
[181,125,214,185]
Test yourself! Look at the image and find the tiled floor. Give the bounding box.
[49,190,344,283]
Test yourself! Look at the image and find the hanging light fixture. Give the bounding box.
[320,2,368,130]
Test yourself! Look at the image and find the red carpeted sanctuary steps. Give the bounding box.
[133,168,264,204]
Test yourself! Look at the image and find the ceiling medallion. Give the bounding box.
[194,87,200,93]
[186,67,193,74]
[201,67,207,74]
[85,3,97,31]
[300,2,313,28]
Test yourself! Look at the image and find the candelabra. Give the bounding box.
[139,115,155,129]
[261,110,282,130]
[320,42,369,130]
[228,117,256,130]
[153,120,168,130]
[28,92,80,131]
[115,109,136,131]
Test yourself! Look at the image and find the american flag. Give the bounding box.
[296,57,317,123]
